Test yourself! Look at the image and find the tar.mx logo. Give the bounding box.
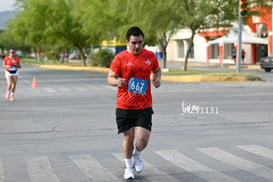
[181,100,219,115]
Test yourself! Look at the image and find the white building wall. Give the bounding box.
[193,34,207,62]
[167,29,208,63]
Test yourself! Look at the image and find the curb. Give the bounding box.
[159,61,261,69]
[226,65,260,69]
[161,75,258,82]
[39,65,109,73]
[38,64,260,82]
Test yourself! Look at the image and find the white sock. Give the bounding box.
[124,158,133,168]
[11,92,14,96]
[133,149,141,156]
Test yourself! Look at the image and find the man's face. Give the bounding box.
[9,52,15,57]
[126,35,144,55]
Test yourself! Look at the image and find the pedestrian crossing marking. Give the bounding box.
[237,145,273,161]
[112,153,181,182]
[0,159,4,182]
[69,154,119,181]
[156,150,212,172]
[198,147,273,181]
[0,145,273,182]
[156,150,241,182]
[25,156,60,182]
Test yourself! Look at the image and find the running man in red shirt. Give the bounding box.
[3,49,21,101]
[108,26,161,180]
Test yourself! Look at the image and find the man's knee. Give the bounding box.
[135,127,151,150]
[123,128,135,140]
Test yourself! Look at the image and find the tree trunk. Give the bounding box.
[66,49,69,63]
[61,51,65,63]
[159,33,168,69]
[54,48,61,64]
[79,49,86,66]
[162,48,167,68]
[183,30,195,71]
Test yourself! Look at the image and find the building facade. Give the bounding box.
[167,3,273,65]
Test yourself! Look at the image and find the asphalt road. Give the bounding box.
[0,64,273,182]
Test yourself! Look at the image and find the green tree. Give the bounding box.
[108,0,270,70]
[125,0,179,69]
[6,0,53,60]
[46,0,91,66]
[5,0,270,70]
[8,0,95,66]
[93,0,178,69]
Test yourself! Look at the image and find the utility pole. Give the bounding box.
[236,16,242,73]
[237,0,248,73]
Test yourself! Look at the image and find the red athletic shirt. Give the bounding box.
[4,56,20,71]
[110,48,159,110]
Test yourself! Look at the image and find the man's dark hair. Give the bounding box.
[126,26,144,41]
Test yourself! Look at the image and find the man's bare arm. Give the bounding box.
[107,70,126,87]
[152,67,161,88]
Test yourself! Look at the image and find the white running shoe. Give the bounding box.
[133,154,144,173]
[124,167,135,180]
[10,95,15,101]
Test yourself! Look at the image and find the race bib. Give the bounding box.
[9,66,17,74]
[127,77,149,95]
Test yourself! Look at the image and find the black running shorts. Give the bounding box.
[116,107,153,134]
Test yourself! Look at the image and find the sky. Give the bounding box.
[0,1,16,12]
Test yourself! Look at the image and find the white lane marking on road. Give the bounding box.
[237,145,273,161]
[112,152,181,182]
[73,86,88,92]
[25,156,60,182]
[0,159,4,182]
[105,85,118,91]
[156,150,241,182]
[59,87,73,92]
[199,147,273,181]
[43,87,56,93]
[69,154,119,181]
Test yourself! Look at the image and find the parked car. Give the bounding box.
[260,54,273,72]
[69,53,79,60]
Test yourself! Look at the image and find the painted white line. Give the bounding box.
[59,87,73,92]
[25,156,60,182]
[156,150,241,182]
[73,87,88,92]
[43,87,56,93]
[105,85,117,91]
[199,147,273,181]
[113,152,181,182]
[69,154,119,181]
[0,159,4,182]
[237,145,273,160]
[156,150,213,172]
